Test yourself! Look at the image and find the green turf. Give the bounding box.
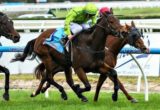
[114,7,160,19]
[0,90,160,110]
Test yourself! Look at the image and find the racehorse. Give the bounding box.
[12,13,123,102]
[0,12,20,101]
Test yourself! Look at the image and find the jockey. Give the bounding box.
[64,3,98,41]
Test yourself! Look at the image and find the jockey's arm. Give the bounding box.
[64,9,77,37]
[91,11,99,26]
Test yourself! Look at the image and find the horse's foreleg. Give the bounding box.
[31,78,46,97]
[47,74,67,100]
[109,77,138,103]
[64,68,88,102]
[94,74,107,102]
[41,82,51,93]
[108,69,119,101]
[74,68,91,102]
[99,64,119,101]
[0,65,10,101]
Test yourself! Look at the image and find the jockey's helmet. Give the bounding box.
[99,7,111,16]
[84,3,98,15]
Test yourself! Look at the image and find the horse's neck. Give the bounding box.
[106,36,126,56]
[89,23,107,51]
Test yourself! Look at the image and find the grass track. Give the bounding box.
[0,90,160,110]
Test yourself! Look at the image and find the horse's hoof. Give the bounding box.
[112,93,118,101]
[75,84,80,90]
[30,94,35,97]
[81,97,88,102]
[30,92,36,97]
[74,84,83,94]
[61,94,68,100]
[41,88,47,93]
[130,98,138,103]
[93,98,98,102]
[3,93,9,101]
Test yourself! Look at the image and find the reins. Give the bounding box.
[96,14,124,38]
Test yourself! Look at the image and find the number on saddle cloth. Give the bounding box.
[43,28,66,54]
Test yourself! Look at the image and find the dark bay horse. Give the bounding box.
[94,21,149,102]
[35,14,124,102]
[12,13,123,102]
[0,12,20,101]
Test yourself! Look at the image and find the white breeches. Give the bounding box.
[70,22,91,35]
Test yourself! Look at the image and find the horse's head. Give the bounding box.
[97,13,122,37]
[123,21,149,53]
[0,12,20,43]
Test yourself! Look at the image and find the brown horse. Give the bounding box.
[0,12,20,101]
[93,21,149,102]
[12,13,123,102]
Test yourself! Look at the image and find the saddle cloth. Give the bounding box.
[43,28,66,53]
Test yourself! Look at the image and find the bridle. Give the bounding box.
[96,14,123,38]
[127,27,142,46]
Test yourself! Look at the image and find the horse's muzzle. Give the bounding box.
[142,47,150,54]
[13,35,20,43]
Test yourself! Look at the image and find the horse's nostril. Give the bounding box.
[13,36,20,43]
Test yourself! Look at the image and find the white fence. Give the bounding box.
[14,20,64,32]
[13,19,160,33]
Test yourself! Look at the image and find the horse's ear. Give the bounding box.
[125,23,129,29]
[131,21,135,27]
[110,8,114,14]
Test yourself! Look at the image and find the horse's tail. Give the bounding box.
[34,63,45,79]
[11,38,36,62]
